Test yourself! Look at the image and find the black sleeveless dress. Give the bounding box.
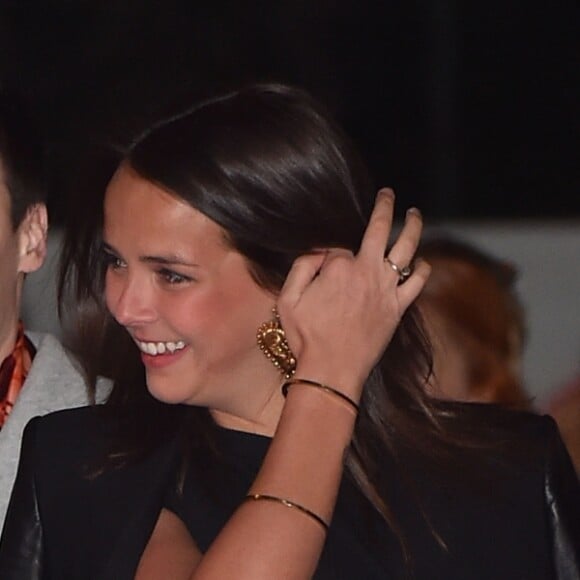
[163,425,564,579]
[0,405,577,579]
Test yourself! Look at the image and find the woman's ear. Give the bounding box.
[17,203,48,274]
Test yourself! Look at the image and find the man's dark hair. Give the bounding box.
[0,89,46,228]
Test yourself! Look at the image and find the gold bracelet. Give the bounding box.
[244,493,329,532]
[282,378,360,414]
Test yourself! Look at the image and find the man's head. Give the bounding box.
[0,90,48,362]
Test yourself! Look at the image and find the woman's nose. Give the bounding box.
[106,274,157,327]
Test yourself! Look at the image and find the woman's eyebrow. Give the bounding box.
[141,254,200,268]
[101,241,118,254]
[101,241,200,267]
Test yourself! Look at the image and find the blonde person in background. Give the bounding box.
[416,234,530,409]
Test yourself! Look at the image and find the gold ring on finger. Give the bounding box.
[385,257,412,283]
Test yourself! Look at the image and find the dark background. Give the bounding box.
[1,1,578,224]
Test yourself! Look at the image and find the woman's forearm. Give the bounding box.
[191,383,357,579]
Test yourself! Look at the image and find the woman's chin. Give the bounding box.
[145,380,196,406]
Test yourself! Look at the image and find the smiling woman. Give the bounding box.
[0,84,577,580]
[102,165,281,415]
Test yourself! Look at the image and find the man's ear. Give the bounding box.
[17,203,48,274]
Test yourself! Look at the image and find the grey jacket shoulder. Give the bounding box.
[0,332,111,525]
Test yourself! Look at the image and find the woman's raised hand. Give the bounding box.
[278,188,430,401]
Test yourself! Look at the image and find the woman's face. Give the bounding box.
[103,164,282,426]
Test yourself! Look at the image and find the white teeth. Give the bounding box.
[166,341,185,353]
[137,340,186,356]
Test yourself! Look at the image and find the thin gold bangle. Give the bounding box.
[244,493,329,532]
[282,378,360,414]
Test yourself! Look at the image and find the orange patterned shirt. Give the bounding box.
[0,323,36,428]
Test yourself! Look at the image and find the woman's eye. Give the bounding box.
[159,269,190,285]
[101,250,125,270]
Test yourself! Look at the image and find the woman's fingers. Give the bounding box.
[385,207,422,269]
[279,251,327,309]
[282,189,427,315]
[357,188,395,264]
[383,206,424,287]
[395,258,431,308]
[357,188,425,293]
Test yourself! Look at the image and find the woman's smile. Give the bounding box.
[135,338,189,369]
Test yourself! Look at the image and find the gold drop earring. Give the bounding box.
[256,306,296,380]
